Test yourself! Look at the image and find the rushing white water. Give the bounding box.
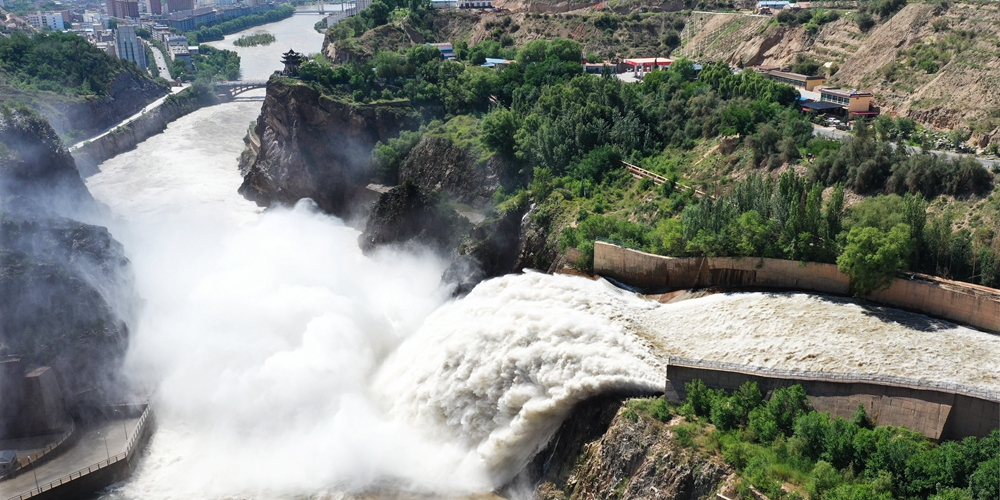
[85,13,663,499]
[80,9,1000,500]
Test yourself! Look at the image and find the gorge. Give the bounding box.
[2,4,996,500]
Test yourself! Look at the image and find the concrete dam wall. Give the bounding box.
[592,241,1000,439]
[593,241,1000,334]
[664,358,1000,441]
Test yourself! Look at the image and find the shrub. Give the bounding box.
[856,12,876,32]
[793,411,831,461]
[626,398,673,422]
[685,379,716,417]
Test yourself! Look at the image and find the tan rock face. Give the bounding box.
[524,396,733,500]
[678,2,1000,143]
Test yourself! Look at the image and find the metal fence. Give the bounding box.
[5,403,153,500]
[0,423,75,481]
[668,356,1000,403]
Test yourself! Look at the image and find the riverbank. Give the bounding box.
[71,83,222,177]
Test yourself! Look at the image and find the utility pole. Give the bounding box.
[98,431,111,462]
[112,408,130,453]
[30,457,39,492]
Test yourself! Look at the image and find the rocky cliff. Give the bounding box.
[236,78,553,288]
[398,136,510,208]
[358,181,470,254]
[238,78,420,217]
[518,396,734,500]
[72,82,220,177]
[4,70,168,142]
[0,106,136,406]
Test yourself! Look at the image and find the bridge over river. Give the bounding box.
[216,80,269,98]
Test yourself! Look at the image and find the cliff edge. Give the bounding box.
[238,78,420,217]
[0,105,136,405]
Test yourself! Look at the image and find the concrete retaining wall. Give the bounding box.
[664,359,999,441]
[593,241,1000,334]
[71,91,220,177]
[9,405,156,500]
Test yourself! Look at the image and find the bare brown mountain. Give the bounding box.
[678,2,1000,142]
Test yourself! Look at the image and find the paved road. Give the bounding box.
[70,84,189,151]
[812,124,1000,170]
[0,418,140,499]
[147,41,172,81]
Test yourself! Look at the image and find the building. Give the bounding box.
[482,57,514,69]
[148,0,162,14]
[166,0,194,13]
[820,88,876,117]
[459,0,492,7]
[27,11,66,30]
[430,0,457,7]
[166,35,190,65]
[756,1,790,12]
[115,24,148,69]
[107,0,140,18]
[0,359,71,439]
[347,0,372,16]
[623,57,672,72]
[428,42,455,60]
[584,62,618,74]
[764,70,825,91]
[165,6,215,30]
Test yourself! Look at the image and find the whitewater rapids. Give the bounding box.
[82,20,1000,497]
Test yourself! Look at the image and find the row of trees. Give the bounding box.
[681,380,999,499]
[185,5,295,44]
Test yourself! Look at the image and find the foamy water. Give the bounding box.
[79,10,1000,500]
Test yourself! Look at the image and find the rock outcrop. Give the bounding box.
[9,70,168,142]
[520,397,734,500]
[238,78,420,217]
[0,106,136,408]
[398,136,508,208]
[358,181,470,254]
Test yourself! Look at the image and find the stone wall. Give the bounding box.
[593,241,1000,334]
[71,89,220,177]
[663,359,1000,440]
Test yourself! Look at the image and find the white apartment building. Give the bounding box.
[27,11,66,31]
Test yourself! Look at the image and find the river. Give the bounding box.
[82,8,1000,500]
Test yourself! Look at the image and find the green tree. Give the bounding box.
[480,108,519,158]
[837,223,912,296]
[518,39,548,64]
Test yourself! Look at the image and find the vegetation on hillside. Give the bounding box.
[0,31,152,96]
[623,382,999,500]
[296,25,999,291]
[169,45,240,82]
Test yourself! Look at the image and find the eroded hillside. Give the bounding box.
[323,1,1000,143]
[678,2,1000,142]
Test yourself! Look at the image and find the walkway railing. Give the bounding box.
[5,403,154,500]
[0,423,75,481]
[668,356,1000,403]
[621,161,711,198]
